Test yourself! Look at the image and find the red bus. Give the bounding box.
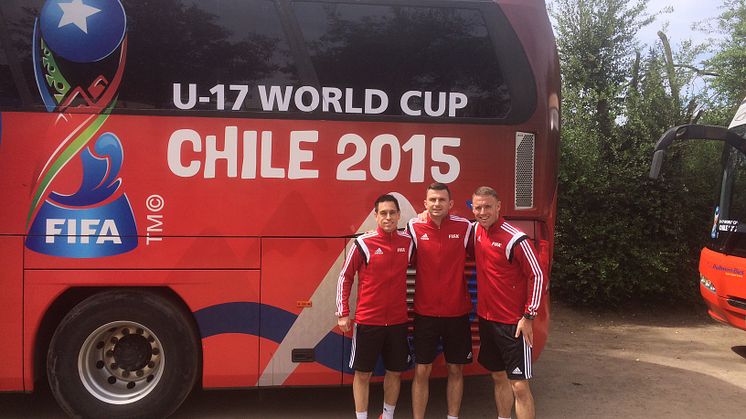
[0,0,559,417]
[650,98,746,332]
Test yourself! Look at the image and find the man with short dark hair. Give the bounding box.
[471,186,543,419]
[408,183,473,419]
[336,194,413,419]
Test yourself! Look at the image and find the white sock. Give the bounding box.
[498,416,512,419]
[382,402,396,419]
[355,411,367,419]
[447,415,459,419]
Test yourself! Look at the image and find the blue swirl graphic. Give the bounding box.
[194,302,403,376]
[50,132,122,207]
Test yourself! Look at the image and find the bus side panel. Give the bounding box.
[24,237,261,270]
[0,113,34,237]
[258,238,346,386]
[23,275,65,391]
[173,271,262,388]
[24,270,260,390]
[0,236,23,391]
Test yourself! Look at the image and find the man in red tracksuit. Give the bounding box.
[336,194,413,419]
[472,186,544,419]
[407,182,473,419]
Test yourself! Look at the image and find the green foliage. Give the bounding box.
[705,0,746,109]
[553,0,654,140]
[550,0,725,306]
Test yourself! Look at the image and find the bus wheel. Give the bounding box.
[47,290,199,419]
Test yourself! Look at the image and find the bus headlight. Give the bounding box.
[700,275,716,293]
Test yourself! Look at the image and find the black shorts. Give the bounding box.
[349,323,411,372]
[413,314,473,365]
[477,317,533,380]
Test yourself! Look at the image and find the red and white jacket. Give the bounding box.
[473,218,544,324]
[407,214,473,317]
[335,227,413,326]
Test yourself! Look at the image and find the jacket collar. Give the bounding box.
[426,212,450,228]
[486,217,506,234]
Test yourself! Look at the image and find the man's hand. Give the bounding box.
[338,316,352,333]
[516,317,533,348]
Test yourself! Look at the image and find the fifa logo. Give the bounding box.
[25,0,137,258]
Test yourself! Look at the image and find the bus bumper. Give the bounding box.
[700,284,746,332]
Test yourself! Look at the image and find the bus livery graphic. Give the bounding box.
[25,0,136,258]
[0,1,559,417]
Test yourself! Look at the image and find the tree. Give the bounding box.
[551,0,714,305]
[702,0,746,123]
[553,0,653,143]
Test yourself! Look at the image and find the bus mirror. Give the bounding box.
[649,150,665,179]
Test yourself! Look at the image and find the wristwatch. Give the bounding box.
[523,312,536,320]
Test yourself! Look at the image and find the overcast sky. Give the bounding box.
[637,0,725,49]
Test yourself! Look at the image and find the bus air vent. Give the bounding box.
[727,296,746,311]
[515,132,535,209]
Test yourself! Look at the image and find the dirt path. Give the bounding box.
[533,301,746,418]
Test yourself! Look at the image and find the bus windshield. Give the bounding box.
[712,145,746,256]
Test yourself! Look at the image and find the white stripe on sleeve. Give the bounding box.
[336,246,358,316]
[520,240,543,314]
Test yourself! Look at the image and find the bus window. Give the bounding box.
[0,35,21,107]
[0,1,40,108]
[293,2,516,120]
[118,0,300,111]
[0,0,301,112]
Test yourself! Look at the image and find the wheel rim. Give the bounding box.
[78,321,165,405]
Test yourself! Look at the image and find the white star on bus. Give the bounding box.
[57,0,101,34]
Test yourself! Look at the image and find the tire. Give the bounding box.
[47,290,199,419]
